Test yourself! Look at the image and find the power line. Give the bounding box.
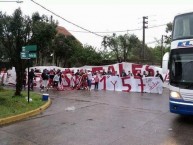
[0,0,23,2]
[30,0,104,38]
[30,0,168,37]
[68,24,167,34]
[146,40,158,44]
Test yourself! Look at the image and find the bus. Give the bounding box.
[169,12,193,115]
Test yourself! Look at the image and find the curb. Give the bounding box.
[0,98,51,126]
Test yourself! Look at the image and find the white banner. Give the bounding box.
[0,62,164,94]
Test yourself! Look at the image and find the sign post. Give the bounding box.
[21,45,37,103]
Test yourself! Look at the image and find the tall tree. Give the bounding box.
[53,34,80,67]
[31,13,57,65]
[0,9,32,95]
[102,33,140,62]
[0,8,57,96]
[102,33,120,61]
[70,44,102,67]
[165,22,173,45]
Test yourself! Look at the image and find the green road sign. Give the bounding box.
[28,53,37,58]
[22,45,37,52]
[20,52,29,59]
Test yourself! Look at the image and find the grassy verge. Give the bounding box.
[0,88,45,119]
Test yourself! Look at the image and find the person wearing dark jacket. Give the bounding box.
[155,71,164,82]
[41,69,49,91]
[28,69,36,90]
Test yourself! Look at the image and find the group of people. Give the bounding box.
[23,68,164,92]
[24,68,63,91]
[119,69,163,82]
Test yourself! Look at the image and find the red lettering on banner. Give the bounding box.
[92,67,103,73]
[164,72,169,82]
[132,64,142,76]
[119,63,123,76]
[100,76,106,90]
[145,65,154,76]
[63,75,71,87]
[64,69,71,74]
[121,76,131,92]
[108,65,115,74]
[111,80,117,91]
[149,81,159,90]
[135,76,145,93]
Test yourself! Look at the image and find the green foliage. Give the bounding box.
[0,89,45,118]
[31,13,57,65]
[102,33,141,62]
[70,44,102,66]
[165,22,173,45]
[0,8,57,95]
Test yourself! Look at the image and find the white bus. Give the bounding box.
[169,12,193,115]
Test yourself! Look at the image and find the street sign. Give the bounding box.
[22,45,37,52]
[20,52,29,59]
[28,53,37,58]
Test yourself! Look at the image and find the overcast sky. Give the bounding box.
[1,0,193,49]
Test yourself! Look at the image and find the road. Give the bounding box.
[1,88,193,145]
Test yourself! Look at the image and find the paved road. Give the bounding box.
[1,88,193,145]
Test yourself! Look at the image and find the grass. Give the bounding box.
[0,88,46,119]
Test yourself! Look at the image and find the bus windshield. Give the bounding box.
[170,48,193,88]
[173,13,193,40]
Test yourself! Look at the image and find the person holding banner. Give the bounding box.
[87,70,92,91]
[121,69,127,77]
[128,71,133,77]
[136,71,142,78]
[94,72,99,90]
[53,73,60,89]
[41,69,49,91]
[155,71,163,82]
[143,71,148,77]
[154,70,163,94]
[28,69,36,90]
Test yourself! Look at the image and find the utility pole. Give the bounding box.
[142,16,148,61]
[161,35,164,68]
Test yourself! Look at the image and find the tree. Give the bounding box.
[0,9,32,95]
[102,33,142,62]
[165,22,172,45]
[70,44,102,66]
[102,33,120,61]
[0,8,57,96]
[52,34,82,67]
[31,13,57,65]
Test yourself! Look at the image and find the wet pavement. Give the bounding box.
[1,88,193,145]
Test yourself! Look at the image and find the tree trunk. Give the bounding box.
[14,61,24,96]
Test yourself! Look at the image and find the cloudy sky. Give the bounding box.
[0,0,193,49]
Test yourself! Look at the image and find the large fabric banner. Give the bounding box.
[0,62,164,94]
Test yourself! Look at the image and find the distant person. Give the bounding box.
[155,71,164,82]
[142,71,148,77]
[53,73,59,88]
[94,73,99,90]
[106,69,112,75]
[147,71,153,77]
[22,71,27,90]
[87,70,92,91]
[102,69,106,75]
[28,69,36,90]
[128,71,133,77]
[41,69,49,91]
[121,69,127,77]
[136,71,142,78]
[75,69,80,75]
